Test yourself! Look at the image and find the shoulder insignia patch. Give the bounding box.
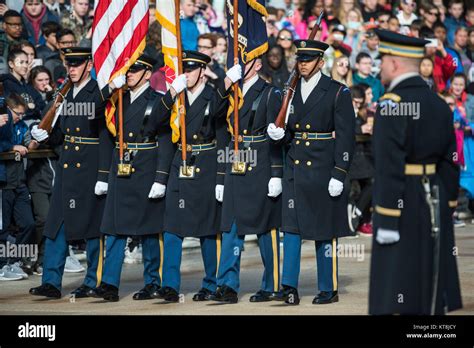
[379,93,401,103]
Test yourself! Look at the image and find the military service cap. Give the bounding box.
[128,53,157,72]
[375,29,429,59]
[182,50,211,71]
[63,47,92,66]
[294,39,329,62]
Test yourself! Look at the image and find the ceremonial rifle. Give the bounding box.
[274,11,324,128]
[38,78,73,133]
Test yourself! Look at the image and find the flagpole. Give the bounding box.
[232,0,239,156]
[117,85,130,176]
[175,0,187,174]
[118,87,124,164]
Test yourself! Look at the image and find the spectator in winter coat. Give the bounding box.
[444,0,467,47]
[21,0,58,46]
[423,33,456,92]
[2,49,45,122]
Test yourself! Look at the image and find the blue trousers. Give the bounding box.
[42,223,103,291]
[281,232,338,292]
[216,222,280,293]
[161,232,221,293]
[101,234,162,288]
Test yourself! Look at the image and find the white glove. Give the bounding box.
[268,177,282,197]
[215,184,224,202]
[171,74,187,94]
[226,64,242,83]
[328,178,344,197]
[111,74,126,89]
[94,181,108,195]
[31,125,48,142]
[376,228,400,245]
[267,123,285,141]
[148,182,166,199]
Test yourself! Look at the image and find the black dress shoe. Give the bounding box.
[87,283,119,302]
[269,285,300,305]
[312,291,338,304]
[249,290,272,302]
[209,285,238,304]
[192,288,213,301]
[87,284,106,298]
[152,286,179,302]
[133,284,160,300]
[29,283,61,299]
[70,285,92,298]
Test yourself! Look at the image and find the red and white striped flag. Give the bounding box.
[156,0,180,143]
[92,0,149,135]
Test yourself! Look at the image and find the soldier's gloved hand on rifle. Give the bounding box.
[171,74,187,95]
[267,177,282,197]
[31,125,49,142]
[225,64,242,84]
[376,228,400,245]
[148,182,166,199]
[94,181,108,195]
[110,74,126,90]
[267,123,285,141]
[328,178,343,197]
[215,184,224,202]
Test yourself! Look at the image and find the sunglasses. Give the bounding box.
[337,61,350,68]
[279,36,292,41]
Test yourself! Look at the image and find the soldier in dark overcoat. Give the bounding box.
[368,30,462,315]
[209,56,284,304]
[29,47,114,299]
[155,51,231,303]
[267,39,355,305]
[87,54,176,302]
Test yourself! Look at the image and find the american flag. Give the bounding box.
[92,0,149,135]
